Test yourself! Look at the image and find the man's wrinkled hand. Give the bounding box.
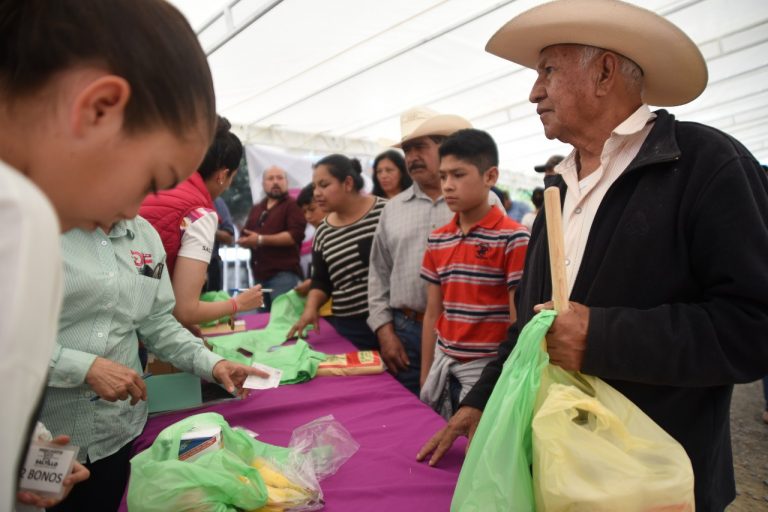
[416,406,482,466]
[377,325,409,374]
[533,300,590,371]
[85,357,146,405]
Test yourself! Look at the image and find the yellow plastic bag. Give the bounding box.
[532,367,695,512]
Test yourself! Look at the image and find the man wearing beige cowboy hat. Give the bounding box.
[416,1,768,510]
[367,106,503,395]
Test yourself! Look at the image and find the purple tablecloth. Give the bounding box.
[119,315,466,511]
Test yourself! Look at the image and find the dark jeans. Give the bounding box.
[48,440,134,512]
[391,310,423,396]
[329,315,378,351]
[255,271,301,311]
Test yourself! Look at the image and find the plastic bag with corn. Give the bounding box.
[127,412,357,512]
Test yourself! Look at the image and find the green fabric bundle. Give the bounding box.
[207,291,324,384]
[258,340,325,385]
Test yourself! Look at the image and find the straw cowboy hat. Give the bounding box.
[485,0,708,107]
[394,106,472,148]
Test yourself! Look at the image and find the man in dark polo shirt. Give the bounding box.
[238,166,306,310]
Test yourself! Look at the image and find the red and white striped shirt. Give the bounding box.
[421,206,529,361]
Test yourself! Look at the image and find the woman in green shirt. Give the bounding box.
[0,1,253,510]
[41,217,265,511]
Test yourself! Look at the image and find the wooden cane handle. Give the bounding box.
[544,187,568,313]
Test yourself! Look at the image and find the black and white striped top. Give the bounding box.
[311,197,387,317]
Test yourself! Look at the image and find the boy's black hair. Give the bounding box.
[438,128,499,173]
[297,183,315,207]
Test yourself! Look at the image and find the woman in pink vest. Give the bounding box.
[140,117,264,326]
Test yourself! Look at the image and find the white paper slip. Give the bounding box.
[18,442,78,499]
[243,362,283,390]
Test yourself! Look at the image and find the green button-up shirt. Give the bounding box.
[41,217,223,463]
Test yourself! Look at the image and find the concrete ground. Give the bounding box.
[727,380,768,511]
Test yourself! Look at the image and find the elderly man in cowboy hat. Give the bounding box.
[367,107,503,395]
[417,1,768,510]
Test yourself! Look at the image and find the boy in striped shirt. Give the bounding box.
[419,129,529,418]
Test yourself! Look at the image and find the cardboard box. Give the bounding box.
[146,353,182,375]
[178,426,222,462]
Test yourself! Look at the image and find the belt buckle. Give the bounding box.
[401,308,421,322]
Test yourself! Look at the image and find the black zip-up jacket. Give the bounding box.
[462,109,768,511]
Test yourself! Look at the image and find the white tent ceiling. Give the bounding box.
[169,0,768,186]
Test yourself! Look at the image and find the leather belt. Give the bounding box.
[399,307,425,323]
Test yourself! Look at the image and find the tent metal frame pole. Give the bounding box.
[248,0,517,125]
[197,0,285,56]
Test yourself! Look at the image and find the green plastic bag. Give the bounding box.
[208,291,311,357]
[451,310,555,512]
[209,337,326,385]
[127,412,290,512]
[256,340,326,385]
[207,329,277,364]
[199,290,233,327]
[208,292,325,384]
[264,290,314,338]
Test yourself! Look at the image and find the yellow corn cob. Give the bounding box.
[251,457,306,492]
[268,484,313,504]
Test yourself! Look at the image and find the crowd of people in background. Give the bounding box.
[3,1,768,512]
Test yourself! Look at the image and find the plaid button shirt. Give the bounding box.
[43,217,222,463]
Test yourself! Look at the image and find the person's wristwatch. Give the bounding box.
[257,234,263,246]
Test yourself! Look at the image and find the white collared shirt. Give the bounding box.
[557,105,657,295]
